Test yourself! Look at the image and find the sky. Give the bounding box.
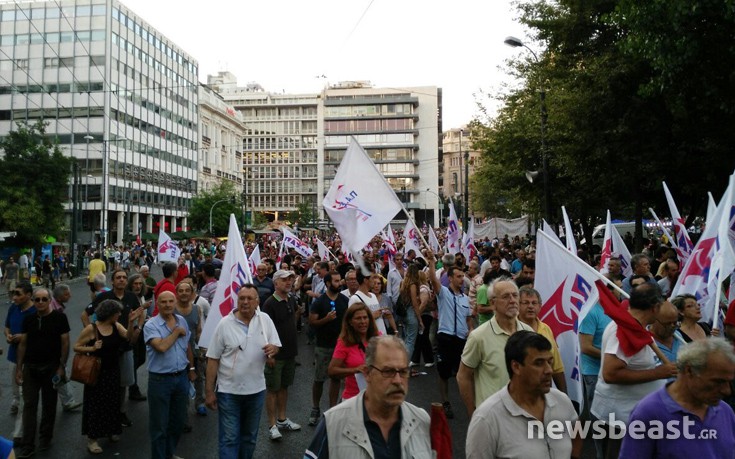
[121,0,531,129]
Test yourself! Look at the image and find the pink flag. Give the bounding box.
[536,228,604,410]
[663,182,694,264]
[446,199,461,254]
[198,214,253,348]
[157,229,180,263]
[322,138,403,253]
[598,210,613,273]
[281,227,314,258]
[403,220,423,256]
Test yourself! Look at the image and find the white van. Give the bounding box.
[591,222,637,247]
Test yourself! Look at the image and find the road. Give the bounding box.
[0,266,474,459]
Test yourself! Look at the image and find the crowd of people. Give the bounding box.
[2,226,735,459]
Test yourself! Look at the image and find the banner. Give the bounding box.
[322,138,403,253]
[474,217,531,240]
[281,227,314,258]
[157,230,180,262]
[198,215,253,348]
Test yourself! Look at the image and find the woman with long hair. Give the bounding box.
[74,300,142,454]
[370,274,397,333]
[328,303,379,400]
[411,270,435,369]
[672,294,718,342]
[399,264,422,360]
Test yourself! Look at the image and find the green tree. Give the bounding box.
[187,181,243,235]
[288,199,317,227]
[0,121,72,247]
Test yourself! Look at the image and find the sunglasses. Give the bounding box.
[33,297,50,302]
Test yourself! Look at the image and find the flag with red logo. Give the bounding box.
[671,174,735,324]
[595,280,653,356]
[403,220,423,256]
[599,210,613,273]
[281,227,314,258]
[446,199,461,254]
[322,138,403,254]
[198,214,253,348]
[664,182,694,264]
[428,225,442,253]
[461,218,478,261]
[611,224,633,278]
[316,237,332,261]
[157,229,180,262]
[536,229,602,408]
[562,206,578,254]
[248,244,261,277]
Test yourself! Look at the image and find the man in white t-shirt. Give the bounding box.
[340,269,359,299]
[349,270,389,335]
[205,285,281,458]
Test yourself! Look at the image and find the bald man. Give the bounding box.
[143,290,196,459]
[651,301,683,364]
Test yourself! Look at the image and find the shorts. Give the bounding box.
[436,333,466,380]
[313,347,335,383]
[264,358,296,391]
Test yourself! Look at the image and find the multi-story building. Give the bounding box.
[0,0,198,248]
[198,83,244,192]
[442,126,480,219]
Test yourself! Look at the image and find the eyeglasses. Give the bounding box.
[369,365,410,379]
[33,297,50,302]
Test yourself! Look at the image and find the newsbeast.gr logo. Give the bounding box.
[528,414,718,440]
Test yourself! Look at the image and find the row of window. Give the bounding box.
[0,55,102,71]
[243,136,317,151]
[114,59,195,112]
[248,165,316,179]
[248,195,303,209]
[324,103,414,118]
[325,118,415,133]
[249,181,318,194]
[0,29,106,46]
[109,160,195,191]
[243,120,317,136]
[244,150,318,165]
[0,81,103,95]
[108,185,191,210]
[110,108,196,156]
[0,4,106,22]
[112,33,195,94]
[0,107,104,121]
[237,106,317,119]
[324,133,416,146]
[323,148,415,163]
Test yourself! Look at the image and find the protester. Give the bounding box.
[398,264,423,358]
[650,301,684,363]
[126,274,149,401]
[578,301,612,412]
[672,294,717,342]
[350,270,392,336]
[328,303,379,401]
[48,284,83,411]
[305,335,432,458]
[174,280,205,426]
[621,254,657,294]
[410,270,436,369]
[205,285,281,459]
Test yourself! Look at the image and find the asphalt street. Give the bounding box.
[0,265,475,459]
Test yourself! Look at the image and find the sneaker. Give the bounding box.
[424,362,435,368]
[276,418,301,431]
[443,401,454,419]
[308,407,320,426]
[63,401,83,412]
[268,425,282,441]
[16,446,35,458]
[120,412,133,427]
[196,405,207,416]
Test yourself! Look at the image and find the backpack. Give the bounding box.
[394,294,409,318]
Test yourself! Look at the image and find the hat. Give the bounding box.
[273,269,296,280]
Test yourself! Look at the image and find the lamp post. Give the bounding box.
[460,129,469,230]
[209,198,232,235]
[70,160,80,277]
[424,188,443,225]
[504,36,551,224]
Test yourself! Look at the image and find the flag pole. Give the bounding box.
[648,208,675,247]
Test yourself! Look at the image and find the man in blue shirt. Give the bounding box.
[427,250,473,419]
[578,302,611,408]
[144,291,196,459]
[650,301,683,364]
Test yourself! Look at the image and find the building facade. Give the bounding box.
[441,126,480,219]
[0,0,198,248]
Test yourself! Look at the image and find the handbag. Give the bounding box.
[70,324,102,386]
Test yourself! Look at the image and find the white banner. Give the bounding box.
[157,230,180,262]
[281,227,314,258]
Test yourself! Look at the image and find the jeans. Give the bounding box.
[21,363,58,448]
[217,390,266,459]
[403,311,419,359]
[148,372,189,459]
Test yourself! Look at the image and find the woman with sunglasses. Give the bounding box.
[672,294,718,342]
[73,300,142,454]
[328,303,379,401]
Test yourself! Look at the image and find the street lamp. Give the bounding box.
[504,36,551,224]
[424,188,443,225]
[209,197,233,235]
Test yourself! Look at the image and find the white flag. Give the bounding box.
[664,182,694,264]
[198,215,253,349]
[706,175,735,326]
[706,192,718,228]
[428,225,441,253]
[671,174,735,324]
[598,210,613,274]
[542,219,563,245]
[403,220,423,256]
[323,138,403,253]
[316,238,332,261]
[157,230,180,262]
[248,244,261,277]
[461,218,478,261]
[536,228,604,410]
[562,206,577,254]
[446,199,461,254]
[281,227,314,258]
[610,224,633,278]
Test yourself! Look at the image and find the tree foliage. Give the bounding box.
[0,121,72,247]
[471,0,735,249]
[187,181,243,235]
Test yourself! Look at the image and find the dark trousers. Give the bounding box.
[22,363,59,448]
[411,315,435,365]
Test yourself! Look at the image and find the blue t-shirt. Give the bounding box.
[4,303,37,363]
[436,286,471,339]
[654,331,683,365]
[578,303,611,376]
[0,436,13,459]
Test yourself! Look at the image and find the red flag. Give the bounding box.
[430,403,452,459]
[594,280,653,357]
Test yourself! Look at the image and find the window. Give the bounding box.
[1,10,15,21]
[31,8,44,19]
[76,5,91,16]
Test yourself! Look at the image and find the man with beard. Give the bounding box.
[308,272,349,425]
[457,279,533,417]
[304,336,432,458]
[466,331,581,458]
